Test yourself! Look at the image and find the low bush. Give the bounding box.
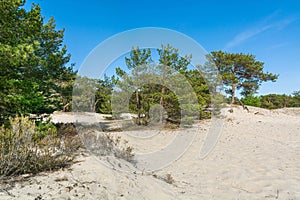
[164,173,175,184]
[153,173,175,185]
[80,130,134,163]
[241,95,261,107]
[0,116,79,178]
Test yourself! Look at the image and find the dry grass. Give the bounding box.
[164,173,175,184]
[153,173,175,185]
[0,115,135,180]
[0,116,80,179]
[80,130,134,163]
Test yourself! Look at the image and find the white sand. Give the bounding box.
[1,106,299,199]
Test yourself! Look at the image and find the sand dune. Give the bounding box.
[1,106,299,199]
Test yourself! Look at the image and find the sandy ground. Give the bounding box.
[0,106,299,199]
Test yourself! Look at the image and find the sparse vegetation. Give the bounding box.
[80,130,134,163]
[164,173,175,184]
[0,116,80,178]
[153,173,175,185]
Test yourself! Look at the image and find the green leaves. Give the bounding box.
[110,45,213,125]
[211,51,278,103]
[4,79,44,115]
[125,47,152,70]
[260,93,300,109]
[0,0,76,124]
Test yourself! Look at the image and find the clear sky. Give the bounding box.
[24,0,300,95]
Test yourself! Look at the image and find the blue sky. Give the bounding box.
[24,0,300,95]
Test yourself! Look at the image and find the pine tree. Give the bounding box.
[211,51,278,104]
[0,0,75,124]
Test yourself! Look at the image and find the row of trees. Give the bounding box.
[113,45,211,124]
[1,0,287,126]
[73,45,213,125]
[241,91,300,109]
[73,46,280,125]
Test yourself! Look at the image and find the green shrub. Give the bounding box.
[260,94,293,109]
[181,116,194,126]
[241,95,261,107]
[34,119,57,140]
[0,116,79,178]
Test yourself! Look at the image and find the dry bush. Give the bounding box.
[80,131,134,162]
[55,123,82,154]
[0,116,79,178]
[56,123,78,137]
[164,122,179,129]
[164,173,175,184]
[153,173,175,185]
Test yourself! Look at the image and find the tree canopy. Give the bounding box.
[241,91,300,109]
[1,0,287,127]
[0,0,76,124]
[211,51,278,104]
[110,45,212,126]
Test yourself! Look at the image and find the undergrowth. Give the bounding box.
[0,116,80,178]
[80,130,134,163]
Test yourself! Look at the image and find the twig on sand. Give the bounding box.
[231,185,252,193]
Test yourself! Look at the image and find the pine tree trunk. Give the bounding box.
[136,87,140,120]
[160,86,165,123]
[93,99,100,112]
[231,83,236,104]
[63,102,70,112]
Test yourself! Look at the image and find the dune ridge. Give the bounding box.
[1,106,299,199]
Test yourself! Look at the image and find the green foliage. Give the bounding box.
[95,75,115,114]
[35,119,57,140]
[260,94,295,109]
[4,79,44,115]
[239,91,300,109]
[292,90,300,97]
[292,91,300,107]
[211,51,278,104]
[125,46,152,119]
[185,69,212,118]
[157,45,196,123]
[111,45,214,126]
[0,0,76,124]
[241,95,261,107]
[72,76,98,112]
[125,47,152,70]
[0,115,77,178]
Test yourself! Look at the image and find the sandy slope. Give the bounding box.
[1,106,299,199]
